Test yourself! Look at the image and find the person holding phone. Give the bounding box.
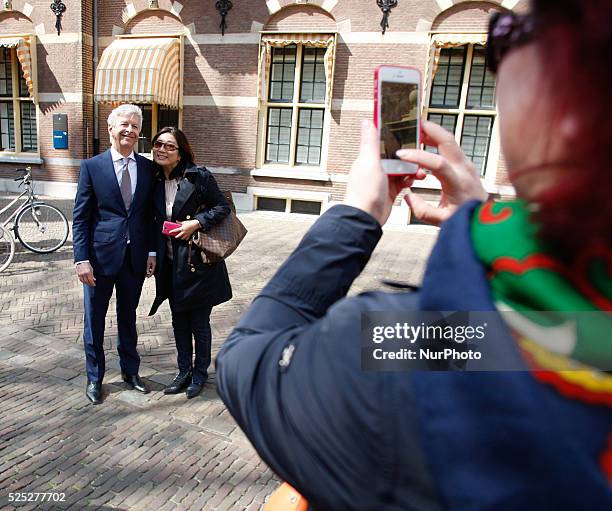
[148,127,232,399]
[217,0,612,509]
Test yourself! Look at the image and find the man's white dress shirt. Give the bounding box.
[76,148,155,265]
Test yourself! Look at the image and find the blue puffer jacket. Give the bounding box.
[217,203,612,511]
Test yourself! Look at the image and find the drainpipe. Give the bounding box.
[93,0,99,154]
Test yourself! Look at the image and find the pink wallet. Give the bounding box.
[162,221,181,237]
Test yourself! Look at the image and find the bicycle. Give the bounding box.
[0,223,15,273]
[0,167,69,271]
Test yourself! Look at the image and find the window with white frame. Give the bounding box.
[263,44,327,167]
[0,47,37,153]
[138,104,179,153]
[425,44,496,175]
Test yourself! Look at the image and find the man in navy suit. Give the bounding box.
[73,104,156,404]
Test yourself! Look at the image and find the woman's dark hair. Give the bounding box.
[152,126,195,177]
[529,0,612,262]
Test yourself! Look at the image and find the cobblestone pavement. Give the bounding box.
[0,196,437,510]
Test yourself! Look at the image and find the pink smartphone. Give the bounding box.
[374,65,421,175]
[162,221,181,237]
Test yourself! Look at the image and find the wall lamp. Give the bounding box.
[215,0,233,36]
[377,0,398,34]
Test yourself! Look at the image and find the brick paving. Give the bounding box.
[0,196,437,510]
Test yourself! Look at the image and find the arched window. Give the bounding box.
[256,6,337,172]
[95,11,184,153]
[424,2,506,178]
[0,36,37,154]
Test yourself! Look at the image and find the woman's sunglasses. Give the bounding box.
[486,11,536,73]
[152,140,178,152]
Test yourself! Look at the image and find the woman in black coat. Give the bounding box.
[148,127,232,399]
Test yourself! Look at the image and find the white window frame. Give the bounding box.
[0,39,39,159]
[256,40,333,178]
[422,41,501,190]
[249,186,331,213]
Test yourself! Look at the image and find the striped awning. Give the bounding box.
[424,33,488,95]
[94,37,180,108]
[0,36,34,98]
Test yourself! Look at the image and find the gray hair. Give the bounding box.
[107,104,143,128]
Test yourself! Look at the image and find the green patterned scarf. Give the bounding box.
[470,200,612,370]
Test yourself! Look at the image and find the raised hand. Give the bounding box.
[397,119,488,226]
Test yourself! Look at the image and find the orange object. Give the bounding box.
[264,483,309,511]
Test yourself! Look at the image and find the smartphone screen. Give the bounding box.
[379,81,419,160]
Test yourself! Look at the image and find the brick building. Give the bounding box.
[0,0,524,224]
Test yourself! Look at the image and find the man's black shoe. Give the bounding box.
[186,382,203,399]
[86,381,103,404]
[122,373,150,394]
[164,371,192,395]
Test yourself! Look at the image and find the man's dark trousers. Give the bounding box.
[83,246,145,382]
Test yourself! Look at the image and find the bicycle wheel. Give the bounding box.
[0,224,15,273]
[15,203,69,254]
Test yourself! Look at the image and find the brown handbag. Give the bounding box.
[191,191,248,263]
